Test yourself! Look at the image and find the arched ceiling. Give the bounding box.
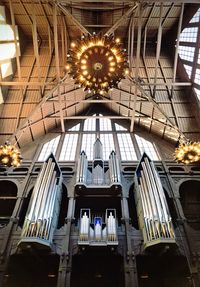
[0,0,200,148]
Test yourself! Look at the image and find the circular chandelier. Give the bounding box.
[174,141,200,164]
[0,142,22,167]
[66,34,129,93]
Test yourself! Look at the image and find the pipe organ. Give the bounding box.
[19,155,62,249]
[135,154,176,250]
[78,209,118,246]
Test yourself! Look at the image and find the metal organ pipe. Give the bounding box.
[135,155,175,249]
[80,212,89,241]
[77,151,87,183]
[109,151,121,183]
[94,218,102,241]
[107,213,116,241]
[21,157,61,245]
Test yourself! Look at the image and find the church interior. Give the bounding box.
[0,0,200,286]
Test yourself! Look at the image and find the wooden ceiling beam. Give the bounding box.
[57,3,90,35]
[153,3,163,98]
[105,4,138,36]
[53,3,65,133]
[130,3,142,132]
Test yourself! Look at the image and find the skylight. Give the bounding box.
[0,6,20,79]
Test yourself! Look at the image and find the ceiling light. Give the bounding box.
[174,141,200,164]
[67,34,128,93]
[0,142,22,167]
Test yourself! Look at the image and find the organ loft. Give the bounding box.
[0,1,200,287]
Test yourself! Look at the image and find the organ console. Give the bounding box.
[18,154,62,249]
[134,153,176,250]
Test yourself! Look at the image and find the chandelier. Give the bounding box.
[0,142,22,167]
[174,141,200,164]
[66,34,128,93]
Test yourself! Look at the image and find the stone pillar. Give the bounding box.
[121,196,138,287]
[57,197,75,287]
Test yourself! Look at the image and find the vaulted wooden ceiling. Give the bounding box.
[0,0,200,148]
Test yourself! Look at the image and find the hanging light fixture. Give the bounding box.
[174,141,200,165]
[66,34,129,93]
[0,141,22,167]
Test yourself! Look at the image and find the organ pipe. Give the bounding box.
[76,151,88,183]
[93,138,103,160]
[109,151,121,183]
[135,154,175,249]
[20,155,62,247]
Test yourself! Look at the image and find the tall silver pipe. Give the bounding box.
[37,163,55,221]
[140,174,156,239]
[77,151,87,183]
[109,152,114,182]
[27,162,47,221]
[144,158,163,222]
[34,160,54,221]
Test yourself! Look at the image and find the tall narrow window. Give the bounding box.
[59,134,78,161]
[117,133,137,161]
[100,134,115,160]
[83,115,96,131]
[38,135,60,161]
[135,134,160,160]
[99,116,112,131]
[81,134,96,160]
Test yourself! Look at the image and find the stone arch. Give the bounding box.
[0,180,18,228]
[179,180,200,230]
